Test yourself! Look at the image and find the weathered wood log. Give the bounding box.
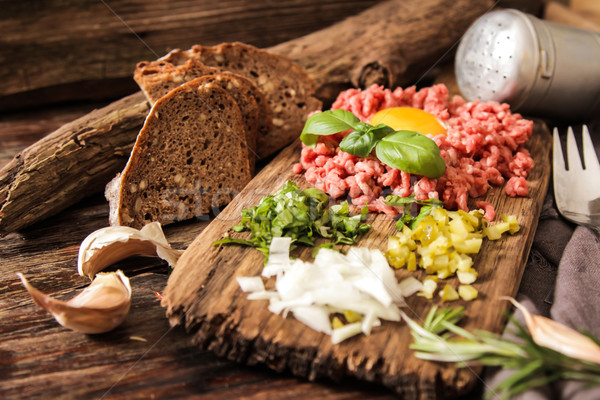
[0,0,382,110]
[0,0,492,235]
[269,0,492,103]
[0,103,104,166]
[0,92,149,235]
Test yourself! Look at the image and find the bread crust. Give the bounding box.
[134,59,219,104]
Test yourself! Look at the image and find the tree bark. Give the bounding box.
[0,0,492,235]
[0,92,149,235]
[270,0,492,104]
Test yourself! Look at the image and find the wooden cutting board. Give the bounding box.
[162,123,551,399]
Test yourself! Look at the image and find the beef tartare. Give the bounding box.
[293,84,534,218]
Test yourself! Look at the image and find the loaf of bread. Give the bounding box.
[105,79,252,229]
[135,42,322,159]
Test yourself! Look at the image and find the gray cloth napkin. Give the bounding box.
[483,191,600,400]
[551,226,600,337]
[551,226,600,400]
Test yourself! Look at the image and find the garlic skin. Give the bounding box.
[17,270,132,334]
[78,222,182,279]
[504,297,600,365]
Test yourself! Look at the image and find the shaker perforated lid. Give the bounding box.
[455,9,544,108]
[455,9,600,120]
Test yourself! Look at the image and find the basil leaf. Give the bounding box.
[396,216,411,230]
[375,130,446,178]
[385,194,418,206]
[360,202,369,221]
[339,123,396,158]
[408,204,440,229]
[330,200,349,215]
[212,238,255,247]
[231,224,245,232]
[304,187,329,220]
[369,124,396,140]
[303,187,330,205]
[339,130,374,158]
[300,110,361,147]
[385,194,443,208]
[385,194,443,229]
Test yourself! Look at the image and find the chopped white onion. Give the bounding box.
[361,310,381,336]
[237,239,418,344]
[268,292,314,315]
[332,322,363,344]
[398,276,423,298]
[292,306,332,335]
[236,276,265,293]
[247,290,278,301]
[261,237,292,278]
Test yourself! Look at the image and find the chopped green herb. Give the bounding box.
[385,194,443,229]
[212,181,370,260]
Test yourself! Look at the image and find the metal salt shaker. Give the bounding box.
[455,9,600,121]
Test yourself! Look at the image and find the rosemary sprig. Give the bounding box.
[401,306,600,399]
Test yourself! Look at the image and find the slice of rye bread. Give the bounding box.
[135,68,262,171]
[135,59,271,142]
[192,73,261,171]
[105,79,252,229]
[139,42,322,159]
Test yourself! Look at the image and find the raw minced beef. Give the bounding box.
[293,84,534,219]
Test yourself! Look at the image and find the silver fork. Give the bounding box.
[553,125,600,236]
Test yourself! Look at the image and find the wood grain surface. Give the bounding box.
[270,0,491,104]
[0,192,400,400]
[0,0,383,109]
[0,92,149,236]
[0,1,559,398]
[0,103,402,400]
[162,124,552,399]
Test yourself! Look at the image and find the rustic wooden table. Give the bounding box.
[1,1,561,396]
[0,102,412,399]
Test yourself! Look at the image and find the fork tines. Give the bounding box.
[553,125,600,174]
[553,124,600,231]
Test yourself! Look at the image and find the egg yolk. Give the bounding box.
[370,107,447,136]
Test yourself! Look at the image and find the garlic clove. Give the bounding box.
[503,296,600,365]
[17,270,132,334]
[77,221,182,279]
